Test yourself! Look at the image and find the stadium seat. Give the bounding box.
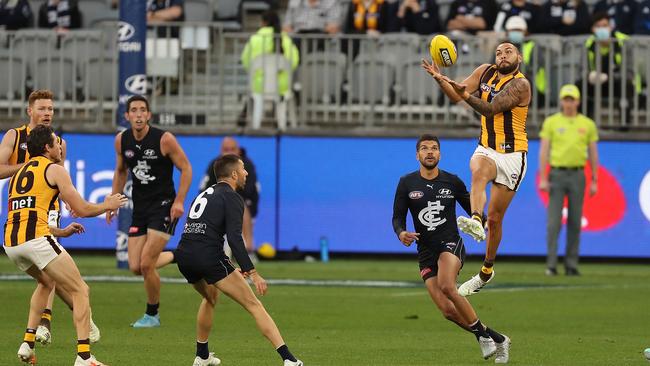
[60,30,105,64]
[181,0,212,50]
[84,57,117,101]
[33,56,76,100]
[78,0,112,28]
[184,0,212,21]
[396,57,439,105]
[0,56,26,99]
[347,54,395,104]
[214,0,242,30]
[10,30,58,74]
[247,54,297,130]
[299,52,346,104]
[376,33,420,67]
[241,0,269,13]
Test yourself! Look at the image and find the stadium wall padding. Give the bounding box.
[1,134,649,258]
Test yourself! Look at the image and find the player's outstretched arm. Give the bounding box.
[49,223,85,238]
[456,77,530,118]
[48,164,127,217]
[422,61,489,104]
[162,132,192,219]
[0,129,23,178]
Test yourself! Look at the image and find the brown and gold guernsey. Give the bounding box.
[9,125,62,165]
[478,65,529,153]
[8,125,62,215]
[4,156,59,247]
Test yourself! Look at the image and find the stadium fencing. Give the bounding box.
[0,24,649,130]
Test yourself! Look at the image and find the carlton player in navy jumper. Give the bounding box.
[173,154,303,366]
[392,134,510,363]
[107,95,192,328]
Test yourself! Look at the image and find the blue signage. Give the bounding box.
[117,0,147,128]
[1,134,649,259]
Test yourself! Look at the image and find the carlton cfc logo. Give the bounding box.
[536,165,626,231]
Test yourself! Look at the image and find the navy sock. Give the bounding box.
[469,319,490,340]
[196,341,209,360]
[146,303,159,316]
[486,327,505,343]
[276,344,297,362]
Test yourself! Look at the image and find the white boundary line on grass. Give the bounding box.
[0,274,420,288]
[2,274,647,293]
[391,283,650,296]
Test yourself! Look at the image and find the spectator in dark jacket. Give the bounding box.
[38,0,80,31]
[0,0,32,30]
[537,0,590,35]
[635,0,650,34]
[493,0,541,33]
[148,0,184,38]
[446,0,498,35]
[396,0,441,35]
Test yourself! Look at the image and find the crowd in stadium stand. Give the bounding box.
[1,0,649,36]
[278,0,650,36]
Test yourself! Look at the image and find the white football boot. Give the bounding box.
[17,342,36,364]
[74,354,108,366]
[89,318,101,344]
[192,353,221,366]
[35,325,51,345]
[478,336,497,359]
[458,271,494,297]
[284,360,304,366]
[457,216,486,242]
[494,336,511,364]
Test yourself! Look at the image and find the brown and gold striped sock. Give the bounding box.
[23,328,36,348]
[479,260,494,282]
[39,309,52,330]
[77,339,90,360]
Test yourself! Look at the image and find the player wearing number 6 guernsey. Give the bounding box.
[422,42,530,296]
[0,89,101,346]
[392,135,510,363]
[108,95,192,328]
[3,125,128,366]
[174,154,303,366]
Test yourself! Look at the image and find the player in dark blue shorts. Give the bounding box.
[108,95,192,328]
[174,154,303,366]
[392,134,511,363]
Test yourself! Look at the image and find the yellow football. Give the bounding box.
[257,242,277,259]
[429,34,457,68]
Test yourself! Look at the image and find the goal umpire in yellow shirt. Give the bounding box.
[539,84,599,276]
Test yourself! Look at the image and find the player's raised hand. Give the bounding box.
[399,231,420,247]
[421,58,443,81]
[170,200,184,220]
[249,271,268,296]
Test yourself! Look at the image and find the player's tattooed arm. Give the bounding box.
[462,78,530,118]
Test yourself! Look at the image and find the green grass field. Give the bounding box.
[1,255,649,365]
